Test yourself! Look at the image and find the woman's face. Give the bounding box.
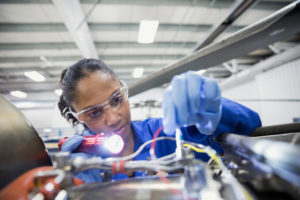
[71,71,131,139]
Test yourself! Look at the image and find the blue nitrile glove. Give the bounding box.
[162,71,222,135]
[61,129,95,152]
[61,134,83,152]
[62,135,103,183]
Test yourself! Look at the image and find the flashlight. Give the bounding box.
[58,134,124,157]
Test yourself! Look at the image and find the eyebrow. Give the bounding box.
[80,88,121,111]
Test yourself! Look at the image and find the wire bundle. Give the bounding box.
[72,136,222,173]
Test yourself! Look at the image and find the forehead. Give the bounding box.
[72,71,121,111]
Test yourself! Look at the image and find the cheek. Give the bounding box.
[87,124,105,134]
[122,101,131,122]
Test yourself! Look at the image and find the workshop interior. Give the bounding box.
[0,0,300,199]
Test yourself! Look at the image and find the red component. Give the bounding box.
[112,161,117,174]
[120,160,126,173]
[0,166,84,200]
[58,137,69,151]
[112,160,126,174]
[58,134,115,156]
[80,135,106,146]
[77,135,108,154]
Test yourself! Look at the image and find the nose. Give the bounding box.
[104,107,121,128]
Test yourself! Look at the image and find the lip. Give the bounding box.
[112,124,126,135]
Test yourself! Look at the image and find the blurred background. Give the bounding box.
[0,0,299,146]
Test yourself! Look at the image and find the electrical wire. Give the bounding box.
[183,143,220,166]
[73,154,182,172]
[74,133,220,172]
[72,136,178,172]
[150,126,163,159]
[71,125,253,200]
[149,126,186,199]
[124,162,182,172]
[106,136,176,162]
[181,143,254,200]
[157,152,177,161]
[182,142,253,200]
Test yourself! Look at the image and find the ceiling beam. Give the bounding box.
[0,79,138,93]
[89,23,243,33]
[128,1,300,97]
[0,70,156,78]
[0,42,76,50]
[0,23,244,33]
[0,60,171,68]
[0,64,164,72]
[0,81,60,93]
[0,77,139,84]
[0,23,66,32]
[0,54,184,63]
[0,42,197,50]
[52,0,98,59]
[0,0,291,10]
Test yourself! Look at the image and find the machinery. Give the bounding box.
[0,95,300,200]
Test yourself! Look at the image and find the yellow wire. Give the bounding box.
[183,144,253,200]
[183,144,220,166]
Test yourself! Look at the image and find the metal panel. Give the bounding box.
[0,95,52,189]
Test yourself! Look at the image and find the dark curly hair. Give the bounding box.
[58,58,119,126]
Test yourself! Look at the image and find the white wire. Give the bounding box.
[105,136,208,163]
[156,153,177,164]
[157,152,177,160]
[104,136,209,163]
[125,157,178,166]
[105,136,176,162]
[74,156,182,172]
[73,137,217,173]
[124,161,183,172]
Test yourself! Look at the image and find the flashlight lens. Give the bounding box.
[104,134,124,154]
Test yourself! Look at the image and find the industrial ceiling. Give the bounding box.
[0,0,298,101]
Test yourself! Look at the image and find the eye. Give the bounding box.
[111,95,123,106]
[86,107,104,120]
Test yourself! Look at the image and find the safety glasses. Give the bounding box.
[68,86,128,124]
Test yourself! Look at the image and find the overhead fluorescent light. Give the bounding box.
[197,69,206,75]
[137,20,159,44]
[43,128,53,133]
[14,101,55,109]
[24,71,45,82]
[55,89,62,96]
[10,90,27,98]
[15,102,36,108]
[132,68,144,78]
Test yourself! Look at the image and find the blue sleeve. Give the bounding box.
[184,97,261,137]
[214,97,262,136]
[181,97,261,156]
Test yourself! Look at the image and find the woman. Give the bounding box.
[58,58,261,182]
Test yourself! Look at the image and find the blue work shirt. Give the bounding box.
[75,97,261,182]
